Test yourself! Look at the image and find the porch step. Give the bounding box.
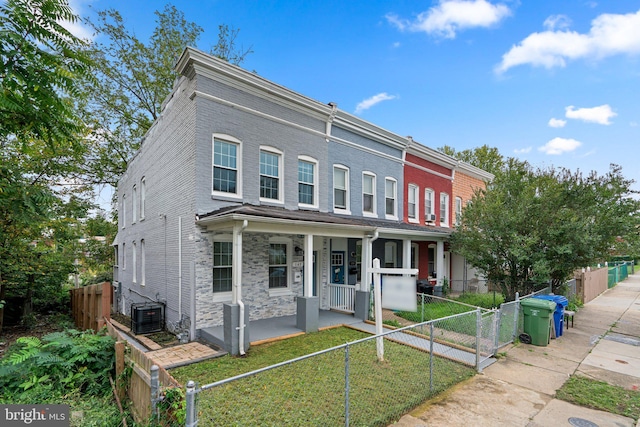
[199,327,225,349]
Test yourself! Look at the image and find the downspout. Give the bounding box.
[234,220,249,355]
[178,216,182,321]
[366,230,379,291]
[325,102,338,142]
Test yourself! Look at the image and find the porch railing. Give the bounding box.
[328,284,355,313]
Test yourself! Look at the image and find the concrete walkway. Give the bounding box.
[391,271,640,427]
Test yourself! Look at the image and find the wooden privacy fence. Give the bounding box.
[105,319,181,423]
[574,267,609,304]
[69,282,112,331]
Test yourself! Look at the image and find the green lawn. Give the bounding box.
[171,327,475,426]
[557,376,640,420]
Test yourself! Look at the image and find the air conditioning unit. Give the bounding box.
[426,214,437,222]
[131,303,164,335]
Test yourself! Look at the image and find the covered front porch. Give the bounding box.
[199,309,362,349]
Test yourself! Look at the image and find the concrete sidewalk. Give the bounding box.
[391,271,640,427]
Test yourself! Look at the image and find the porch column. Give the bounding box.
[436,240,445,287]
[355,234,374,321]
[402,239,411,271]
[297,233,319,332]
[224,221,250,355]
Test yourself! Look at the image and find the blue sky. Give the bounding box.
[68,0,640,194]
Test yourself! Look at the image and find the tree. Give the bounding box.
[80,5,253,186]
[0,0,93,332]
[451,159,640,300]
[438,144,504,176]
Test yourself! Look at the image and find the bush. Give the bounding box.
[454,293,505,309]
[0,329,115,402]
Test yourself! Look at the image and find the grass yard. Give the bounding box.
[557,376,640,420]
[171,327,475,426]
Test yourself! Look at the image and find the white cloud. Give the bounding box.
[355,93,397,114]
[538,137,582,155]
[565,104,616,125]
[393,42,401,48]
[386,0,511,39]
[496,9,640,73]
[514,147,532,154]
[60,0,95,41]
[548,118,567,128]
[543,15,572,31]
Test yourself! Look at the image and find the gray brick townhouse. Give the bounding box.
[112,47,489,355]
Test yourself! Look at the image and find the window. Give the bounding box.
[440,192,450,227]
[333,166,349,212]
[269,243,288,289]
[384,242,397,268]
[213,136,241,196]
[132,185,137,223]
[140,177,146,220]
[122,243,126,270]
[298,157,317,207]
[132,241,137,283]
[355,241,362,281]
[122,194,126,229]
[260,148,282,202]
[425,189,435,222]
[362,172,376,216]
[408,184,419,222]
[213,240,233,293]
[455,197,463,226]
[385,178,397,218]
[140,240,146,286]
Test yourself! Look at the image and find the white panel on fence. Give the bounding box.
[382,276,417,311]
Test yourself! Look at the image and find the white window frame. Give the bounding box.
[297,155,318,209]
[385,177,398,220]
[268,236,292,296]
[140,239,146,286]
[212,134,242,199]
[425,188,435,223]
[333,165,350,214]
[140,177,146,221]
[384,241,397,268]
[122,243,126,270]
[455,197,463,226]
[212,234,233,302]
[122,194,126,229]
[362,172,377,217]
[132,241,137,284]
[408,184,419,223]
[259,146,284,204]
[132,184,137,224]
[440,192,450,227]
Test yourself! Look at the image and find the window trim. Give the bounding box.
[122,194,126,229]
[268,236,292,296]
[132,241,137,284]
[425,188,435,223]
[140,177,146,221]
[132,184,137,224]
[454,196,463,226]
[362,171,377,217]
[212,134,243,199]
[259,146,284,204]
[385,177,398,220]
[408,183,419,223]
[122,243,126,270]
[440,192,450,227]
[140,239,146,286]
[212,234,233,302]
[333,165,351,214]
[297,156,318,209]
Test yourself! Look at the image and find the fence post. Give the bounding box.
[475,308,482,372]
[513,292,520,342]
[150,365,159,419]
[493,308,501,354]
[344,345,350,427]
[185,380,197,427]
[429,322,434,392]
[421,293,425,323]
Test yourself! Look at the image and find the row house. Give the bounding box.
[113,47,492,355]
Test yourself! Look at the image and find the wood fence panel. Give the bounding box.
[69,282,112,332]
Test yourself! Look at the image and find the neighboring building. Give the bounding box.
[113,47,492,355]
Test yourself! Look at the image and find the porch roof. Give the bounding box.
[195,204,451,240]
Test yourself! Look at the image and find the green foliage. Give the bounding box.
[557,376,640,420]
[455,293,505,309]
[156,387,186,426]
[567,295,584,312]
[382,319,402,328]
[0,329,115,401]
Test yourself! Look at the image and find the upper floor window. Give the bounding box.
[362,172,376,216]
[213,136,241,197]
[140,177,146,220]
[385,178,397,219]
[440,192,450,227]
[213,239,233,294]
[408,184,419,222]
[333,165,350,213]
[132,184,137,224]
[298,157,317,208]
[425,189,435,222]
[260,147,282,202]
[455,197,463,226]
[122,194,126,229]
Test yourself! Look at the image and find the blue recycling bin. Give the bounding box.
[533,295,568,337]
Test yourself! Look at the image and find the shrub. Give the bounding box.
[455,293,505,309]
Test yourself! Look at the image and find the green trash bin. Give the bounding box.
[520,298,556,346]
